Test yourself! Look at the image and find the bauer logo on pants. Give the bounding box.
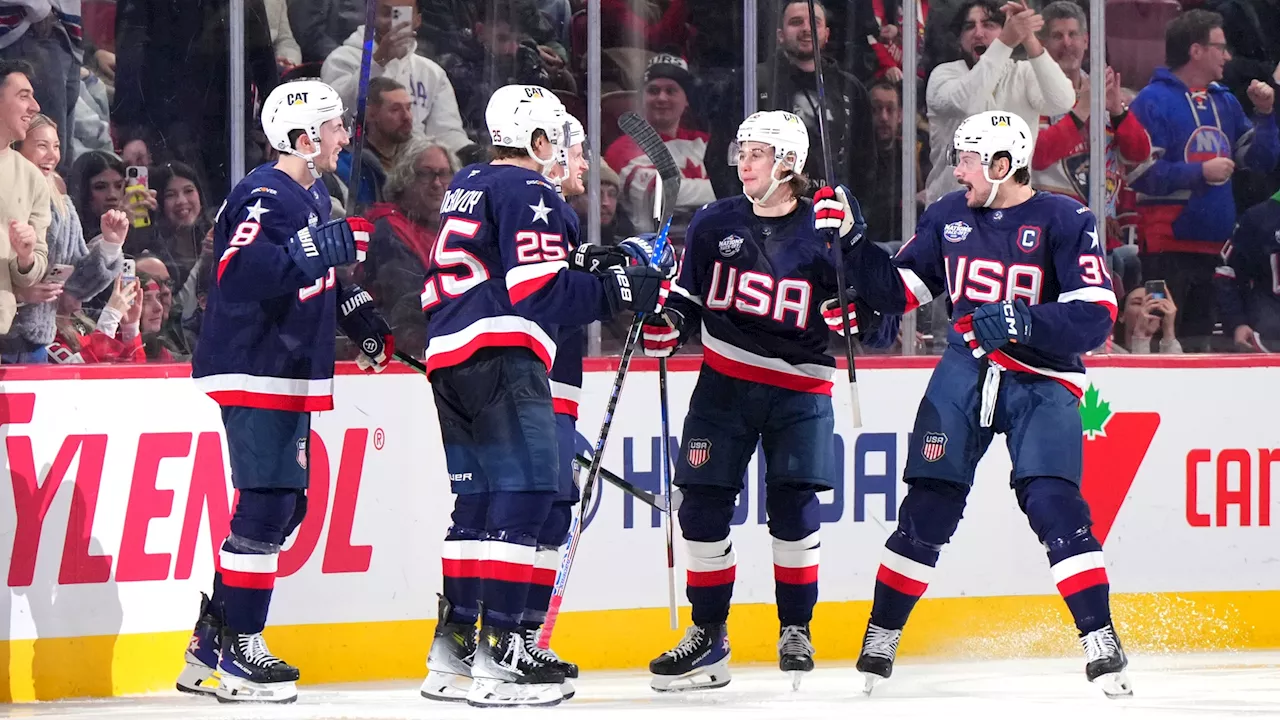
[687,439,712,468]
[922,432,947,462]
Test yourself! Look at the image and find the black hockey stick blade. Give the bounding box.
[618,111,680,219]
[575,452,667,512]
[393,350,427,374]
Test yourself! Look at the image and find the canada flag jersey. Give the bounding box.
[422,163,610,377]
[668,196,850,395]
[849,190,1117,396]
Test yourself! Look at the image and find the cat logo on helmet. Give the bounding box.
[287,92,309,106]
[990,114,1012,126]
[524,87,547,99]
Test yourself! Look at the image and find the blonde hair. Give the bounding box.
[17,113,66,211]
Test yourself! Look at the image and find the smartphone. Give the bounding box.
[1145,279,1168,317]
[125,166,152,229]
[121,259,136,286]
[390,0,413,27]
[126,165,149,189]
[44,264,75,285]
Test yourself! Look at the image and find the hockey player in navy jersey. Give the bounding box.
[1216,190,1280,352]
[639,110,896,692]
[419,85,671,708]
[817,111,1131,698]
[178,79,394,704]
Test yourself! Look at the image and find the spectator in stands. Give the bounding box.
[759,0,875,200]
[289,0,363,64]
[923,0,1075,204]
[865,80,927,244]
[604,54,715,232]
[73,64,113,163]
[867,0,929,84]
[122,162,211,288]
[0,0,80,175]
[1129,9,1277,351]
[113,0,278,197]
[265,0,302,71]
[49,273,159,363]
[363,137,456,356]
[323,0,471,157]
[120,136,152,169]
[0,60,50,336]
[1031,0,1150,247]
[69,151,157,240]
[332,78,416,210]
[1215,190,1280,352]
[1112,285,1182,354]
[439,0,574,143]
[569,162,636,246]
[1209,0,1280,212]
[4,114,125,363]
[135,253,184,359]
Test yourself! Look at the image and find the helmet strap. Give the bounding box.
[981,163,1013,208]
[744,157,793,207]
[284,129,325,179]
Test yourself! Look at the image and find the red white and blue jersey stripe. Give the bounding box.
[0,2,82,50]
[193,164,337,411]
[422,163,611,377]
[849,190,1116,396]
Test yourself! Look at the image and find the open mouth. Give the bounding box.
[37,162,54,174]
[974,44,988,56]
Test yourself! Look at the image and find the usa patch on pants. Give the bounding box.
[921,432,947,462]
[687,439,712,468]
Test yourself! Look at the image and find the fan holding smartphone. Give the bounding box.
[1116,279,1180,353]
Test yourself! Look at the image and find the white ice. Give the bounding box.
[7,652,1279,720]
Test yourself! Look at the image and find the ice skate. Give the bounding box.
[649,623,731,692]
[778,624,815,690]
[421,596,476,702]
[522,625,577,699]
[465,625,565,707]
[175,593,222,696]
[856,622,902,695]
[214,628,300,704]
[1082,624,1133,698]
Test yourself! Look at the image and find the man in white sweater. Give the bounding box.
[322,0,471,157]
[923,0,1075,204]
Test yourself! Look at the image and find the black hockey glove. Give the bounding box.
[337,283,394,373]
[813,185,866,250]
[619,234,678,279]
[287,217,373,280]
[642,309,685,357]
[603,264,670,315]
[569,243,629,274]
[959,299,1033,356]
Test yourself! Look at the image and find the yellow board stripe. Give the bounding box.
[4,589,1278,702]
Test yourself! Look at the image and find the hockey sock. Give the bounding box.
[1016,477,1112,635]
[766,485,820,626]
[679,485,739,626]
[481,490,555,629]
[441,493,487,625]
[522,502,573,628]
[870,478,968,631]
[211,489,300,634]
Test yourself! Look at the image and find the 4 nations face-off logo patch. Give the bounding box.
[686,439,712,468]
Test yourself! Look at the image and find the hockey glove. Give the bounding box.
[813,185,867,250]
[642,309,686,357]
[962,299,1033,356]
[604,264,670,315]
[337,283,394,373]
[287,217,373,281]
[569,243,629,274]
[619,234,678,279]
[820,296,860,336]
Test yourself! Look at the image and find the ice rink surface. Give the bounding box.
[6,652,1278,720]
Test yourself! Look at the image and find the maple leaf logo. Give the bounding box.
[1079,385,1113,439]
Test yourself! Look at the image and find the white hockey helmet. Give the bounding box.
[486,84,567,172]
[552,115,587,196]
[732,110,810,205]
[949,111,1034,207]
[262,79,347,176]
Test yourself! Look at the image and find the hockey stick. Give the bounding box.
[619,110,681,630]
[344,0,378,216]
[806,0,863,429]
[393,350,426,373]
[574,452,668,511]
[539,113,682,646]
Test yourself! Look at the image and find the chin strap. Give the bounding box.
[283,130,324,179]
[981,164,1015,208]
[744,157,793,207]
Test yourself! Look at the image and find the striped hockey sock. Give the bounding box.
[870,530,938,630]
[772,531,819,626]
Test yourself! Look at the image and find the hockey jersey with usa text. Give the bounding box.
[848,190,1117,397]
[667,195,860,396]
[422,163,612,377]
[193,164,336,411]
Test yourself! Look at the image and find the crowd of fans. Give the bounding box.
[0,0,1276,365]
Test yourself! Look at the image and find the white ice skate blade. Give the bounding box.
[465,677,563,707]
[861,671,883,695]
[420,669,471,702]
[1093,670,1134,699]
[561,679,576,700]
[175,660,219,696]
[650,658,732,693]
[215,674,298,704]
[790,669,807,691]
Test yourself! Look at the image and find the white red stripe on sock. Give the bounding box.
[478,540,536,584]
[441,538,482,579]
[531,547,560,587]
[772,531,819,584]
[686,538,736,587]
[217,549,277,590]
[876,547,934,597]
[1050,551,1108,597]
